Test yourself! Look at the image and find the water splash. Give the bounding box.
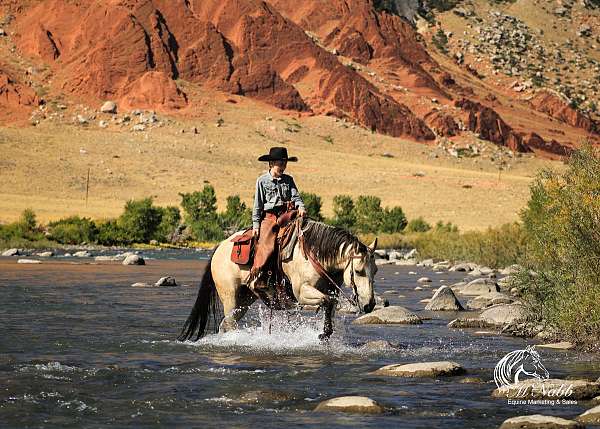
[185,306,356,355]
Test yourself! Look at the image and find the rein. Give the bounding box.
[297,219,362,311]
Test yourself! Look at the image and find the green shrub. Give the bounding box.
[179,185,218,224]
[380,206,407,233]
[353,195,384,233]
[406,216,432,233]
[0,209,44,242]
[515,145,600,344]
[97,219,128,245]
[117,198,163,243]
[155,206,181,242]
[300,192,323,221]
[432,28,449,54]
[220,195,251,234]
[404,222,526,268]
[330,195,356,230]
[48,216,98,244]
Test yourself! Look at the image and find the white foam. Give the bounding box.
[187,306,356,355]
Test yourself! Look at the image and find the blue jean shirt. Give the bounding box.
[252,171,305,229]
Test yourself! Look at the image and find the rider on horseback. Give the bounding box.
[250,147,306,290]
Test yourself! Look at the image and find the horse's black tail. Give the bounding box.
[177,256,223,341]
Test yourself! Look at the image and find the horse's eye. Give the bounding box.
[355,268,366,276]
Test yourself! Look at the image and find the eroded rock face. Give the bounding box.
[0,68,40,122]
[455,98,531,153]
[7,0,434,140]
[530,90,598,134]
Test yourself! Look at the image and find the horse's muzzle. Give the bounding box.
[363,299,376,313]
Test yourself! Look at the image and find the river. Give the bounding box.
[0,251,598,428]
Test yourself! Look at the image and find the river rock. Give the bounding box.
[122,254,145,265]
[425,286,464,311]
[314,396,384,414]
[2,248,20,256]
[352,306,422,325]
[100,101,117,113]
[537,342,575,350]
[417,277,432,283]
[458,278,499,295]
[17,258,41,264]
[450,262,477,272]
[155,276,177,287]
[73,250,91,258]
[94,255,121,261]
[373,361,464,377]
[466,292,513,310]
[36,251,54,257]
[448,318,493,329]
[499,415,582,429]
[492,379,600,400]
[578,404,600,424]
[480,303,528,326]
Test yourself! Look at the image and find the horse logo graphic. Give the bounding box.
[494,345,550,388]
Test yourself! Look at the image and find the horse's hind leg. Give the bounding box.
[219,285,257,333]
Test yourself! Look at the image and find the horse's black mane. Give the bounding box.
[301,218,367,267]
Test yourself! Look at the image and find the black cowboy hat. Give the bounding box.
[258,146,298,162]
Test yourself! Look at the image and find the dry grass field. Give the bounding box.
[0,94,562,230]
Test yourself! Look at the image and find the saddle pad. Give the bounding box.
[230,229,254,265]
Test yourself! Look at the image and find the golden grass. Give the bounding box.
[0,95,562,230]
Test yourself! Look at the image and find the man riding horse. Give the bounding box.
[249,147,307,293]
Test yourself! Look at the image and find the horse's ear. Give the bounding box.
[367,237,378,252]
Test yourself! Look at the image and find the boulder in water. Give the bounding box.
[73,250,92,258]
[361,340,395,352]
[373,361,464,377]
[17,258,41,264]
[458,278,499,295]
[425,285,464,311]
[122,254,145,265]
[155,276,177,287]
[352,306,422,325]
[314,396,384,414]
[417,277,432,283]
[2,248,20,256]
[36,251,54,257]
[480,303,528,326]
[499,415,582,429]
[466,292,513,310]
[578,404,600,424]
[131,282,153,288]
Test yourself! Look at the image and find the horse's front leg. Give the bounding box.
[319,298,336,342]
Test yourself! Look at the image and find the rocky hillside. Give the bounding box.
[0,0,598,157]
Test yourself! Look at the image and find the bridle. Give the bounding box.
[297,220,369,312]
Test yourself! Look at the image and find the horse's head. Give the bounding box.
[522,345,549,381]
[344,237,377,313]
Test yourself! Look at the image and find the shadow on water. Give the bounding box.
[0,256,598,428]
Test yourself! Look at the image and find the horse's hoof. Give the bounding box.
[318,333,331,342]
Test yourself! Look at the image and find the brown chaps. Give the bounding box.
[250,209,298,278]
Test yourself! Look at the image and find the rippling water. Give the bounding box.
[1,253,598,428]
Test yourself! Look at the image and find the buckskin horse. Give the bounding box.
[177,218,378,341]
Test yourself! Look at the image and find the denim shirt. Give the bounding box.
[252,171,305,229]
